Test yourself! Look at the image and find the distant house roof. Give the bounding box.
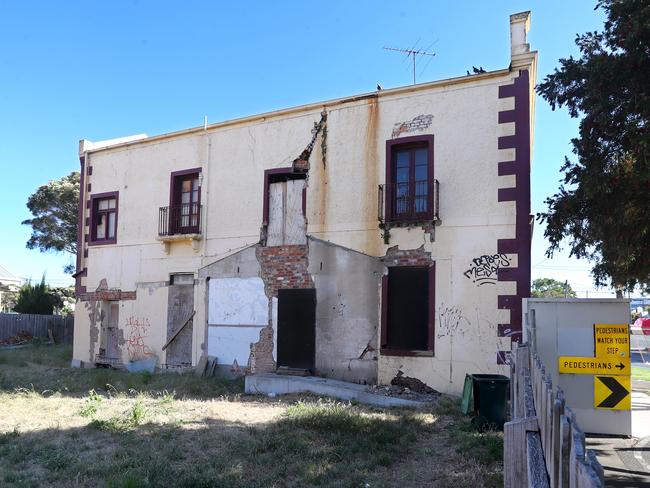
[0,265,22,286]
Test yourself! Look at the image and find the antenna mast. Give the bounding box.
[384,46,436,85]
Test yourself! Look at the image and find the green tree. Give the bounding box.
[537,0,650,293]
[50,286,76,315]
[13,277,56,315]
[0,285,18,312]
[531,278,577,299]
[22,171,79,274]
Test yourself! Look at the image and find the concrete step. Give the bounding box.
[245,373,431,408]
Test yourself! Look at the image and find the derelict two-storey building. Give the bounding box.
[73,12,537,394]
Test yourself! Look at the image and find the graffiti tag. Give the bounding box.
[436,305,470,339]
[463,254,511,286]
[125,316,153,361]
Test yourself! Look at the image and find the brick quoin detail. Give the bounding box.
[496,69,532,364]
[249,244,314,374]
[383,245,433,267]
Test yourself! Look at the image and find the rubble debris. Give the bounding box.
[195,355,208,376]
[0,331,34,346]
[390,370,440,395]
[204,356,218,377]
[367,383,438,403]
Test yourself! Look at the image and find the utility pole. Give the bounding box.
[384,46,436,85]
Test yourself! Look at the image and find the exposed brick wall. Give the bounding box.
[382,245,433,267]
[249,326,275,373]
[391,114,434,139]
[256,245,313,298]
[78,290,136,302]
[248,244,314,374]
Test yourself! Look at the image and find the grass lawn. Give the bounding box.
[0,343,503,487]
[632,367,650,382]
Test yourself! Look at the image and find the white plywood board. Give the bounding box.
[208,277,268,326]
[267,182,285,246]
[207,325,263,365]
[285,179,306,245]
[266,179,306,246]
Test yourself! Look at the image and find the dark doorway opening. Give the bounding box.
[277,288,316,371]
[385,267,430,351]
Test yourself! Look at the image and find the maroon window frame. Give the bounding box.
[169,168,201,235]
[385,135,434,222]
[262,167,306,225]
[89,191,119,245]
[380,262,435,356]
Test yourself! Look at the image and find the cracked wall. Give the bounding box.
[308,238,383,384]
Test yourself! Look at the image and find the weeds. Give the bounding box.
[78,389,103,418]
[0,344,503,487]
[88,399,147,432]
[450,418,504,464]
[130,400,146,425]
[431,394,462,416]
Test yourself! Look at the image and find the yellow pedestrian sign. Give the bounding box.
[594,324,629,362]
[558,356,628,375]
[558,323,630,375]
[594,375,631,410]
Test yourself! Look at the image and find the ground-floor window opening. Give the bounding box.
[383,265,434,352]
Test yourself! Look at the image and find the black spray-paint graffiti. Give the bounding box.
[463,254,511,286]
[437,305,471,384]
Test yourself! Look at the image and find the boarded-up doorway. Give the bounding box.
[166,274,194,367]
[98,301,120,363]
[277,288,316,371]
[267,178,306,246]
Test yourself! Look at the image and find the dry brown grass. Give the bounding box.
[0,344,503,487]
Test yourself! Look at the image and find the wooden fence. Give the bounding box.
[0,313,74,344]
[505,341,604,488]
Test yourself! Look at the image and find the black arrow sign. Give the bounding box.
[596,376,629,408]
[615,362,625,371]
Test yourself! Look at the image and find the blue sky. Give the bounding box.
[0,1,617,296]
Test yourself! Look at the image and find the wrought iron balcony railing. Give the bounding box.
[158,203,202,237]
[378,179,439,224]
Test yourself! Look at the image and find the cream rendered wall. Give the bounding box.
[75,69,523,390]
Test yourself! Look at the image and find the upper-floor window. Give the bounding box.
[385,135,434,222]
[160,168,201,236]
[90,192,118,245]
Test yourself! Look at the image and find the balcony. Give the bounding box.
[158,204,203,251]
[378,179,440,225]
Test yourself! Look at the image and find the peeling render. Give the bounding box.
[391,114,434,139]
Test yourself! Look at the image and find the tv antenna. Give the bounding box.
[384,45,436,85]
